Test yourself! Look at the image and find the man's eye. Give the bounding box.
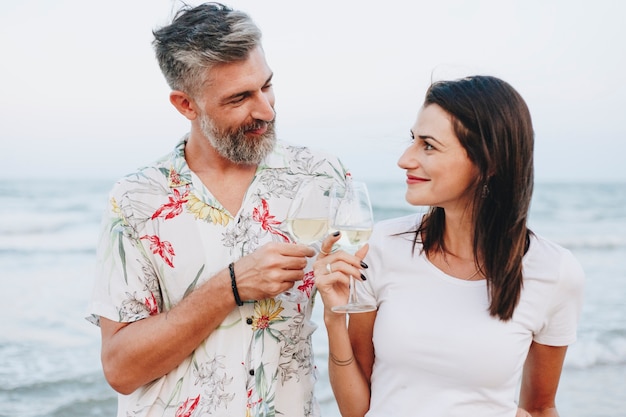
[228,94,247,104]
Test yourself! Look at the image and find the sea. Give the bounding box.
[0,178,625,417]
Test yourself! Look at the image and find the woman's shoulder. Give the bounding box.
[526,233,585,288]
[370,213,423,245]
[528,233,579,262]
[374,213,423,234]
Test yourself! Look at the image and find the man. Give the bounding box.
[87,3,347,416]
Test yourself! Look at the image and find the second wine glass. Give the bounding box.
[278,176,333,302]
[329,179,376,313]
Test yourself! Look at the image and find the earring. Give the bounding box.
[481,184,489,198]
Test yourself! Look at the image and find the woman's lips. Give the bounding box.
[406,175,428,184]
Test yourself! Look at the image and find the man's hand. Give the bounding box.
[234,242,315,300]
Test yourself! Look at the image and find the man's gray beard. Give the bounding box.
[199,112,276,165]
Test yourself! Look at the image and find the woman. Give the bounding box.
[314,75,584,417]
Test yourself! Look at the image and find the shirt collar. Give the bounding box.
[166,136,290,189]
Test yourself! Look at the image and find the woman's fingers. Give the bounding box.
[322,259,365,281]
[354,243,369,259]
[315,234,369,281]
[318,231,341,258]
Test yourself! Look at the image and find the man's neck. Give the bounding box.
[184,131,258,215]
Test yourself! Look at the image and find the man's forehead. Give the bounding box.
[203,49,271,95]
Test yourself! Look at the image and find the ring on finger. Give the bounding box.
[326,263,333,274]
[319,248,330,256]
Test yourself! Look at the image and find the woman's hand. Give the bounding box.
[516,408,532,417]
[314,232,369,315]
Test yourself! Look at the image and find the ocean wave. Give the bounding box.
[0,224,99,254]
[565,331,626,369]
[0,247,95,257]
[0,222,89,237]
[0,212,99,235]
[554,236,626,250]
[48,396,117,417]
[372,206,417,221]
[0,371,116,417]
[0,373,98,394]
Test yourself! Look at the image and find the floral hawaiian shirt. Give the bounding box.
[87,137,347,417]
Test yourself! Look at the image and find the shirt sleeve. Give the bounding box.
[86,183,159,326]
[356,215,421,307]
[533,248,585,346]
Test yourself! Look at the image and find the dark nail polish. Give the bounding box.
[332,231,340,237]
[360,273,367,281]
[360,261,368,269]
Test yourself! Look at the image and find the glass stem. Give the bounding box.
[348,275,358,304]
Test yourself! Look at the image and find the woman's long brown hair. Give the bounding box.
[415,75,534,321]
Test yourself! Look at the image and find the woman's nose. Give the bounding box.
[397,146,417,169]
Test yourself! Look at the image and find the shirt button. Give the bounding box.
[246,317,253,325]
[249,369,255,376]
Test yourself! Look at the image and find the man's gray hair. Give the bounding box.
[152,2,262,97]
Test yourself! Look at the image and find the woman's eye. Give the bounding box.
[423,142,435,151]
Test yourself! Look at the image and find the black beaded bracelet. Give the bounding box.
[229,262,243,306]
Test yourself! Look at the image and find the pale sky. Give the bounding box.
[1,0,625,183]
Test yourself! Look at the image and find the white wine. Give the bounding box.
[333,226,372,254]
[287,218,329,244]
[328,180,377,313]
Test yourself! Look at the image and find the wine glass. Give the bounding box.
[284,177,332,246]
[278,177,333,302]
[329,179,376,313]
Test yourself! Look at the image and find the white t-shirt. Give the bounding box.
[357,214,585,417]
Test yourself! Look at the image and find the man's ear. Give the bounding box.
[169,90,198,120]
